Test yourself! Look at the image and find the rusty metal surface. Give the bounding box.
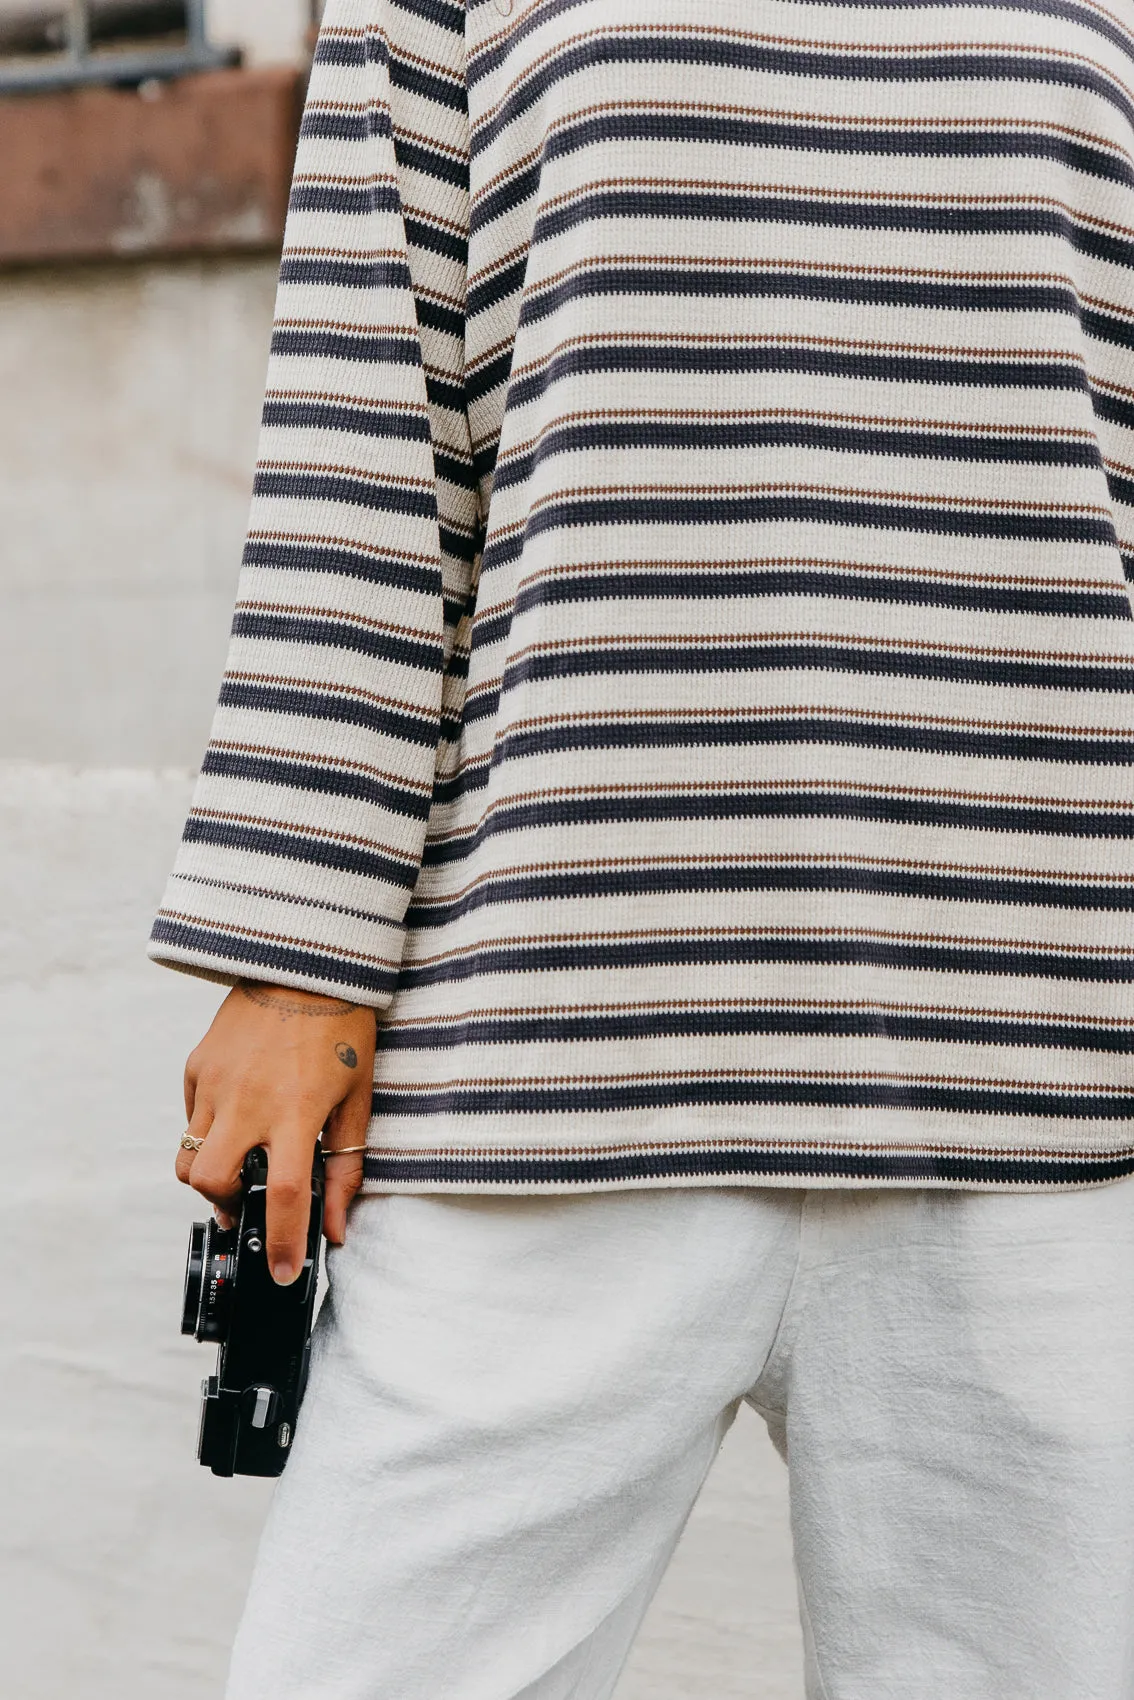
[0,66,303,263]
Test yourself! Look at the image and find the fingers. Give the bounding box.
[174,1101,213,1187]
[185,1119,247,1223]
[172,983,376,1273]
[323,1153,365,1246]
[263,1138,314,1286]
[183,1046,201,1124]
[322,1086,371,1244]
[177,1113,320,1274]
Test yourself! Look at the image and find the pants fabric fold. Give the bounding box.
[226,1181,1134,1700]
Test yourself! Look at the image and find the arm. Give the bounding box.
[159,0,474,1269]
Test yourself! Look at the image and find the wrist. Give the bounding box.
[236,981,373,1019]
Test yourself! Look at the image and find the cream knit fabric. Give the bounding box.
[151,0,1134,1190]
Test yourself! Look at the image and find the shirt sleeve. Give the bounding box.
[148,0,475,1005]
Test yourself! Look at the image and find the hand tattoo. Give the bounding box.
[240,982,361,1020]
[335,1042,359,1069]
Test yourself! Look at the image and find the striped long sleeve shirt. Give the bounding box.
[151,0,1134,1191]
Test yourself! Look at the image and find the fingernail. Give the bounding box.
[272,1261,296,1285]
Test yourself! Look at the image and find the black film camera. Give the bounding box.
[181,1146,324,1477]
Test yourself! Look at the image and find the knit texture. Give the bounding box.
[151,0,1134,1190]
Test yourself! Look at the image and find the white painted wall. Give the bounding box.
[0,255,278,767]
[0,9,313,770]
[206,0,311,66]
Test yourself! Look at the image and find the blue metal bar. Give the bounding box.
[183,0,206,53]
[0,40,237,91]
[67,0,90,60]
[0,0,239,94]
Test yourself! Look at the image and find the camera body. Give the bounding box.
[181,1146,324,1477]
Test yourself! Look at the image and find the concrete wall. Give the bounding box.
[0,253,277,766]
[0,761,804,1700]
[0,0,308,768]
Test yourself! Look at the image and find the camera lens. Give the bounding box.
[181,1218,237,1342]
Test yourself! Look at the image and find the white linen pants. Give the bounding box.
[226,1181,1134,1700]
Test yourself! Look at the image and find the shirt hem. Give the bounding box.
[358,1141,1134,1194]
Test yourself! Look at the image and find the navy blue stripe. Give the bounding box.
[371,1078,1134,1119]
[202,749,431,820]
[438,521,479,565]
[365,1146,1134,1186]
[300,107,391,144]
[1090,387,1134,434]
[473,35,1134,155]
[465,641,1134,711]
[392,0,463,34]
[240,539,440,597]
[531,187,1134,272]
[393,133,469,190]
[431,715,1134,810]
[482,495,1114,571]
[278,257,409,291]
[252,468,437,520]
[512,261,1133,361]
[419,790,1134,870]
[493,416,1099,489]
[434,447,477,492]
[424,370,468,416]
[466,0,1134,87]
[230,610,444,673]
[182,816,418,886]
[378,1006,1134,1053]
[498,710,1134,767]
[151,916,396,995]
[502,340,1088,415]
[394,934,1134,990]
[269,327,419,364]
[1082,304,1134,352]
[261,399,431,442]
[466,255,528,325]
[388,51,467,114]
[314,31,381,69]
[530,110,1134,190]
[414,294,466,341]
[289,182,402,217]
[513,263,1081,333]
[501,562,1126,621]
[218,679,439,746]
[406,862,1134,930]
[469,161,542,236]
[403,213,468,267]
[465,343,519,404]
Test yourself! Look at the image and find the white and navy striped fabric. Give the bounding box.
[152,0,1134,1191]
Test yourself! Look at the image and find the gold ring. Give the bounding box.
[180,1133,205,1153]
[324,1144,367,1158]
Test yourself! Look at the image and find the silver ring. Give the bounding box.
[180,1133,205,1153]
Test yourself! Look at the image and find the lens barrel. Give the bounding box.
[181,1221,207,1336]
[181,1218,237,1342]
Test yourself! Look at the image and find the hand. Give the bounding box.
[175,981,377,1282]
